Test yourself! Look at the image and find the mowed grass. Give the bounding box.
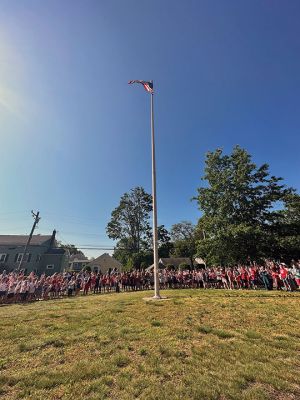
[0,290,299,400]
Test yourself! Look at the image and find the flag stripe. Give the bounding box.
[128,80,154,93]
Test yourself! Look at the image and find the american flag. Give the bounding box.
[128,80,154,93]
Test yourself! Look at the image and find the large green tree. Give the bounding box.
[157,225,174,258]
[107,187,152,254]
[170,221,197,265]
[195,146,293,265]
[272,193,300,261]
[107,187,173,268]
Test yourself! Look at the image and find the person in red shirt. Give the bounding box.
[280,264,291,291]
[240,267,247,289]
[249,266,257,290]
[271,265,281,290]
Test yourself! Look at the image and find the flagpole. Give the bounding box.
[150,84,161,299]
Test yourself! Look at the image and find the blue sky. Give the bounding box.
[0,0,299,257]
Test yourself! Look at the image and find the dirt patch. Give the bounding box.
[245,382,299,400]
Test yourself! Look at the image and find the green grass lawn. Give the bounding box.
[0,290,299,400]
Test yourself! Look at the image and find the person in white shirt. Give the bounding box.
[19,279,28,302]
[7,280,17,303]
[28,280,36,301]
[0,278,8,303]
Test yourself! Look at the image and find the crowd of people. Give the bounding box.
[0,260,299,304]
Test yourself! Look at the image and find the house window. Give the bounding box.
[0,254,6,262]
[15,253,31,263]
[46,264,54,270]
[17,253,24,263]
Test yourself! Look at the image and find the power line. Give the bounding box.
[77,247,115,250]
[55,231,107,237]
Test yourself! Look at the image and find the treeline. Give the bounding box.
[106,146,300,268]
[105,187,197,269]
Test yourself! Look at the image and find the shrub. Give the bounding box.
[198,325,213,334]
[113,354,130,368]
[151,320,162,327]
[245,330,261,340]
[179,263,191,270]
[139,348,147,356]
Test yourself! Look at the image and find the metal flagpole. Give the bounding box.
[150,84,161,299]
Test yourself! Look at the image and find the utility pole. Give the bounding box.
[18,211,40,271]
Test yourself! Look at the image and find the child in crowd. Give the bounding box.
[0,259,299,304]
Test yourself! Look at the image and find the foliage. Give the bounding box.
[107,187,152,254]
[107,187,152,268]
[197,222,271,265]
[178,262,190,270]
[170,221,197,264]
[166,263,175,270]
[272,193,300,260]
[108,187,173,268]
[157,225,173,258]
[57,242,85,257]
[140,261,149,270]
[195,146,294,265]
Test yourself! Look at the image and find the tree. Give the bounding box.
[107,187,152,253]
[107,187,153,268]
[194,146,293,265]
[170,221,197,265]
[107,187,175,268]
[158,225,173,258]
[57,242,85,257]
[272,193,300,261]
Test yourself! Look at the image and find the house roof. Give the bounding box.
[45,248,66,255]
[194,257,206,265]
[159,257,194,267]
[0,235,53,247]
[69,253,88,262]
[147,257,194,271]
[89,253,123,270]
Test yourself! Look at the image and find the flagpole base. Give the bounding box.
[143,295,168,302]
[152,295,162,300]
